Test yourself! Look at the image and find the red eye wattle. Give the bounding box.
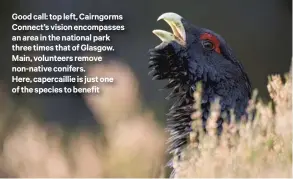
[200,33,221,54]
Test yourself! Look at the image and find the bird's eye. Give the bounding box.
[201,40,214,51]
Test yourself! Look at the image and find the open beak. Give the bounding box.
[153,12,186,46]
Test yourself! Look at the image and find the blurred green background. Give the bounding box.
[0,0,291,128]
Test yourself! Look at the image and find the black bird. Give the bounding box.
[148,12,252,155]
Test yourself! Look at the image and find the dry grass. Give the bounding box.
[0,61,291,178]
[174,67,292,178]
[0,61,166,178]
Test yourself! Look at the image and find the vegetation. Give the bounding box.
[0,61,291,177]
